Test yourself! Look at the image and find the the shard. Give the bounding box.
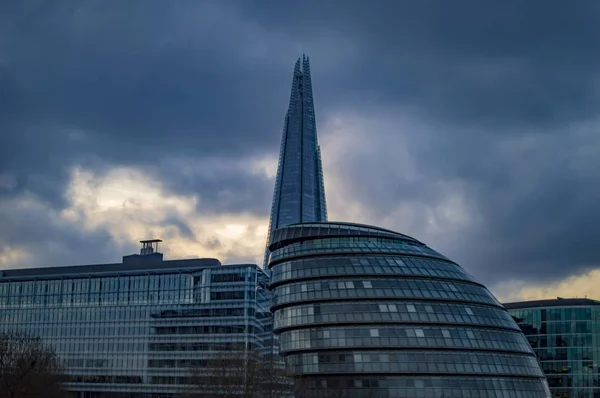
[263,55,328,267]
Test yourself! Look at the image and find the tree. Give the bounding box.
[0,332,68,398]
[181,350,297,398]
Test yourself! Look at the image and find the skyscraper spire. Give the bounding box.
[263,56,328,267]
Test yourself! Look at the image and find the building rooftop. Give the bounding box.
[268,221,422,251]
[0,256,224,280]
[0,239,268,280]
[504,297,600,310]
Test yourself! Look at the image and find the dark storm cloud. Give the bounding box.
[332,113,600,284]
[0,1,291,207]
[241,0,600,128]
[235,0,600,284]
[0,192,119,268]
[1,0,600,287]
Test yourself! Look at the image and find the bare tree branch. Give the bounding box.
[0,332,68,398]
[181,350,297,398]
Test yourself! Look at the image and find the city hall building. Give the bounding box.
[0,240,272,398]
[268,222,551,397]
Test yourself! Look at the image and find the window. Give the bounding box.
[415,329,425,338]
[370,329,379,337]
[406,304,416,313]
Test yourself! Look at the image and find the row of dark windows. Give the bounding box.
[148,342,256,352]
[302,375,548,392]
[148,359,207,368]
[269,224,413,251]
[274,287,498,309]
[514,320,597,335]
[151,307,248,318]
[270,255,476,286]
[534,347,597,362]
[286,351,543,377]
[541,360,596,374]
[210,273,248,283]
[69,375,142,384]
[546,375,600,388]
[274,302,516,331]
[270,238,443,265]
[275,277,494,302]
[510,308,596,322]
[153,325,256,335]
[525,334,595,348]
[209,290,251,300]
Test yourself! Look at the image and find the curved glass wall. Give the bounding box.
[507,302,600,398]
[268,221,550,398]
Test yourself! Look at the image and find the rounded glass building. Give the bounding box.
[268,222,550,397]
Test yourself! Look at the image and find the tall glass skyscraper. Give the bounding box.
[263,55,328,267]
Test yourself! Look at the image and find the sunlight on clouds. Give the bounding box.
[493,269,600,303]
[250,155,278,180]
[61,166,267,265]
[319,109,479,251]
[0,246,32,267]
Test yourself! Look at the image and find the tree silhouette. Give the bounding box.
[0,332,67,398]
[181,350,298,398]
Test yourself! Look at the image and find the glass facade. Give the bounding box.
[268,222,551,398]
[506,299,600,398]
[0,253,272,398]
[263,55,328,267]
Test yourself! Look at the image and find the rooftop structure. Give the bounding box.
[504,297,600,310]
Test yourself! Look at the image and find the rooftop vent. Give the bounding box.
[140,239,162,255]
[122,239,164,265]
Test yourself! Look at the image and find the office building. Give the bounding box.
[268,222,551,397]
[0,240,272,398]
[263,54,328,267]
[505,298,600,398]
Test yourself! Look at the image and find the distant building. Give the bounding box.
[505,297,600,398]
[268,222,551,397]
[0,240,272,398]
[263,54,328,268]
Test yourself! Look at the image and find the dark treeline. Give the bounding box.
[0,332,68,398]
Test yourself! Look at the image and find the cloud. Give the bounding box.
[1,0,600,300]
[319,107,600,287]
[61,165,268,263]
[0,164,269,269]
[495,269,600,303]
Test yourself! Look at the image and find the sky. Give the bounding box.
[1,0,600,302]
